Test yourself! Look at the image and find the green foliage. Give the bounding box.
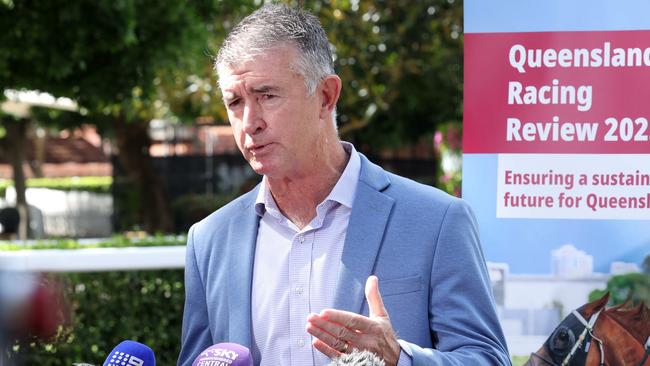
[9,270,185,365]
[28,107,87,132]
[589,272,650,306]
[171,193,235,233]
[0,1,228,233]
[433,121,462,196]
[0,0,215,109]
[511,355,530,366]
[2,236,187,364]
[0,233,185,251]
[0,178,10,197]
[1,0,465,229]
[311,0,463,151]
[28,176,112,193]
[177,0,464,151]
[0,176,112,197]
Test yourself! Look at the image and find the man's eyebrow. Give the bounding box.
[251,85,280,94]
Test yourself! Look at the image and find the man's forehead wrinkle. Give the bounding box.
[221,76,283,100]
[252,84,282,93]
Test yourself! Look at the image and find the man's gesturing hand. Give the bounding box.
[306,276,402,366]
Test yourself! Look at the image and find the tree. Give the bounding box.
[312,0,463,153]
[172,0,464,153]
[589,272,650,306]
[0,112,29,238]
[0,0,228,233]
[1,0,465,235]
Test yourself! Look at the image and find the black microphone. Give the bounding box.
[192,342,253,366]
[103,340,155,366]
[328,349,386,366]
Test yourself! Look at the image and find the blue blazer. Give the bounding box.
[178,155,510,366]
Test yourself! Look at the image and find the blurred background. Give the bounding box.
[0,0,463,364]
[0,0,645,365]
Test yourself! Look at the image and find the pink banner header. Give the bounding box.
[464,30,650,153]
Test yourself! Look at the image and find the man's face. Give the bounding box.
[219,45,324,179]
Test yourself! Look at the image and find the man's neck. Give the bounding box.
[267,142,349,229]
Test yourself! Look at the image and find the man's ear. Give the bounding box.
[318,74,342,119]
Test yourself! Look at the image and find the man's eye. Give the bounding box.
[228,99,241,108]
[261,94,276,100]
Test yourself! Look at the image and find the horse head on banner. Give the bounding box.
[524,293,650,366]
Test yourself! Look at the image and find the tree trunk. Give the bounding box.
[4,118,30,240]
[113,117,174,233]
[28,125,46,178]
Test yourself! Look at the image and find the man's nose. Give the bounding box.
[242,101,265,135]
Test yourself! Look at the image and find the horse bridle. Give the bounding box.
[530,309,650,366]
[529,309,603,366]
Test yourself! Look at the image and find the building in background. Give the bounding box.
[551,244,594,277]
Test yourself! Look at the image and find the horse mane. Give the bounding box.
[610,297,634,311]
[604,300,650,345]
[579,293,609,317]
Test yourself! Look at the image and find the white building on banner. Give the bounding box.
[551,244,593,277]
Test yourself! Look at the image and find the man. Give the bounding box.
[179,4,510,366]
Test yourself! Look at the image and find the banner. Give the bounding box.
[463,1,650,353]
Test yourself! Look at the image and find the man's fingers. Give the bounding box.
[307,319,342,346]
[307,318,353,357]
[312,338,340,359]
[315,309,374,332]
[308,314,361,344]
[365,275,388,318]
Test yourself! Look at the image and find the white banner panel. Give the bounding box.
[497,154,650,219]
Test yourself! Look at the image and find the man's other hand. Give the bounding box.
[306,276,401,366]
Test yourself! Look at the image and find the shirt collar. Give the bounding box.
[254,141,360,217]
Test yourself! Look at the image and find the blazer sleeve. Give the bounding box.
[401,199,511,366]
[177,225,213,366]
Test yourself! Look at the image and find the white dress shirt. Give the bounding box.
[251,142,411,366]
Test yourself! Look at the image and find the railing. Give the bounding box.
[0,245,185,272]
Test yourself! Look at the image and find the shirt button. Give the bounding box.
[295,287,303,295]
[297,339,305,347]
[298,235,305,243]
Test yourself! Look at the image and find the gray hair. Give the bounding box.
[215,3,335,95]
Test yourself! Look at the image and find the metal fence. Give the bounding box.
[2,187,112,238]
[112,154,438,232]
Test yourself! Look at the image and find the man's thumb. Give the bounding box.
[365,275,388,318]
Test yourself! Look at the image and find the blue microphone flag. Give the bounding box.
[103,340,155,366]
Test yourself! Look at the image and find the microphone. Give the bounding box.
[103,340,155,366]
[192,343,253,366]
[328,349,385,366]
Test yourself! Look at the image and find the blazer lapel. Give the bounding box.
[226,188,260,348]
[333,155,394,314]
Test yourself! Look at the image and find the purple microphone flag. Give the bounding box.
[192,343,253,366]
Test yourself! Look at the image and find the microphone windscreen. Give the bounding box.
[103,340,155,366]
[192,343,253,366]
[328,349,386,366]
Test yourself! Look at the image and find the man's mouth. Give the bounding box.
[249,143,272,155]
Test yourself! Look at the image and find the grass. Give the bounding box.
[512,355,529,366]
[0,176,112,197]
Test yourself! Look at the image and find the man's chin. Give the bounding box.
[248,160,273,176]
